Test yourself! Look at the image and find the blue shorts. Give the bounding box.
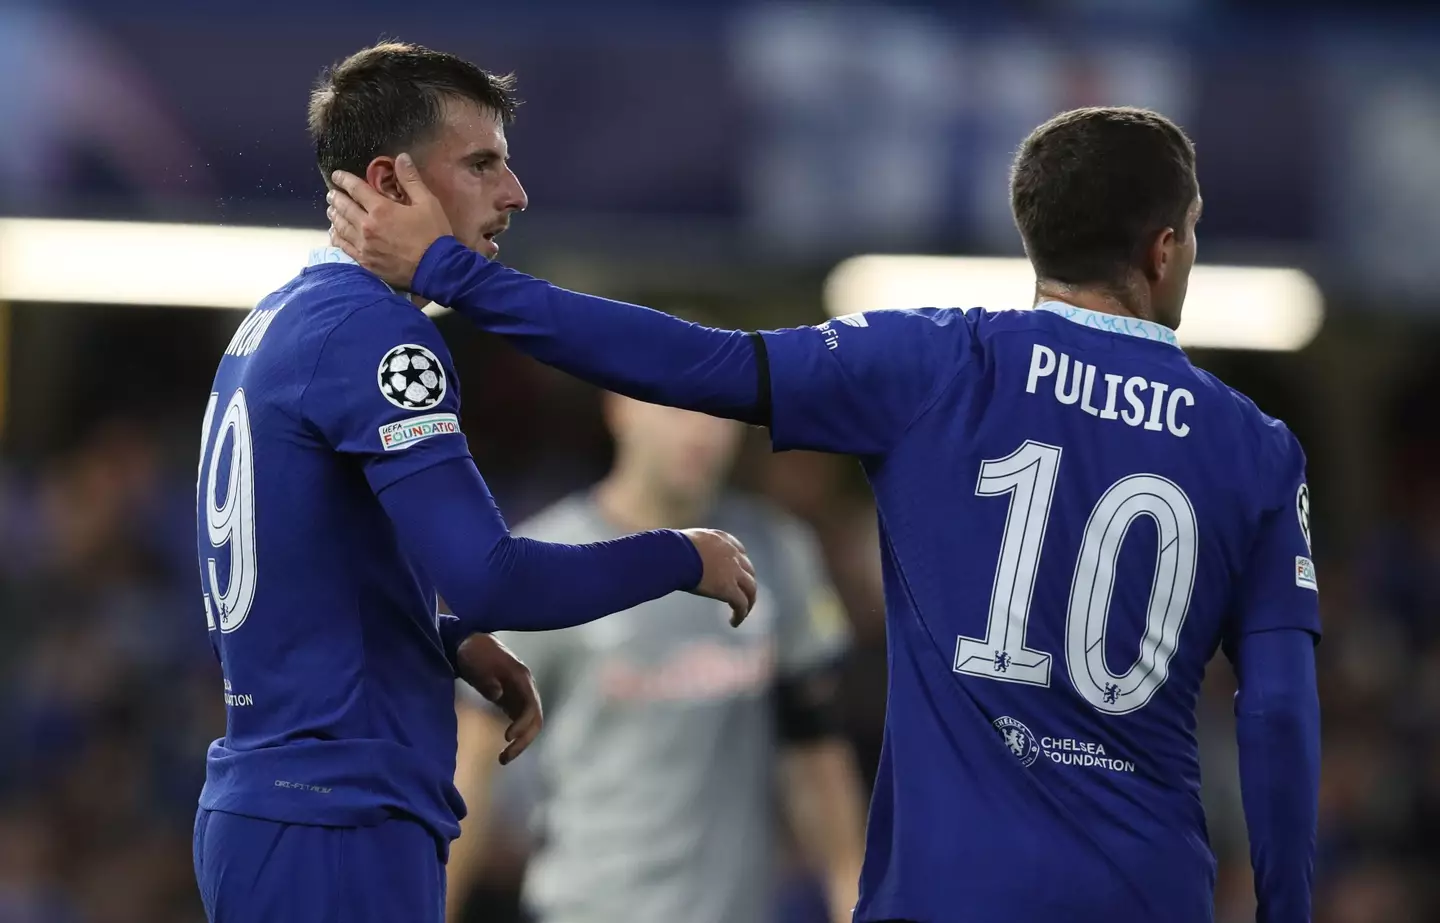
[193,808,445,922]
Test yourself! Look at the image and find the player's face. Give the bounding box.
[1151,195,1201,330]
[411,99,528,258]
[608,395,743,503]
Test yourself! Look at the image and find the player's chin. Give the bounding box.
[477,235,500,259]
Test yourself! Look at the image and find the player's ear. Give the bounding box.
[365,157,406,203]
[1144,226,1175,283]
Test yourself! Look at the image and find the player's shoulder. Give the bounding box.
[837,306,983,339]
[264,260,458,421]
[1188,367,1307,499]
[302,266,439,341]
[247,259,430,362]
[837,307,988,371]
[1201,368,1303,459]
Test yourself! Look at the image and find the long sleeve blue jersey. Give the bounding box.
[408,237,1322,923]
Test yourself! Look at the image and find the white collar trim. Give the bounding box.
[306,246,357,267]
[306,246,407,296]
[1033,300,1179,349]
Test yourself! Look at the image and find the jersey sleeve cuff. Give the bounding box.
[664,528,704,590]
[437,614,470,672]
[412,236,479,305]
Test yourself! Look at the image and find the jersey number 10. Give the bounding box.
[197,389,258,634]
[954,440,1197,715]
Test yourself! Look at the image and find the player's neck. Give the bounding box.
[594,472,710,532]
[1033,281,1155,325]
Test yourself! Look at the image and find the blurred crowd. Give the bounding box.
[1196,452,1440,923]
[0,342,1434,923]
[0,420,217,922]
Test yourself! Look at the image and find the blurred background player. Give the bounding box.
[329,105,1323,923]
[447,391,868,923]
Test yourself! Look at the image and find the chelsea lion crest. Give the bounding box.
[994,716,1040,768]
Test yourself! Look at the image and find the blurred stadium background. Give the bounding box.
[1,0,1438,921]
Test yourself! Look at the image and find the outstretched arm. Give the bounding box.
[328,158,763,423]
[417,240,768,424]
[328,160,967,456]
[304,294,758,637]
[380,456,755,636]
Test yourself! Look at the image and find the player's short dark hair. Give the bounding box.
[308,41,519,185]
[1009,106,1197,289]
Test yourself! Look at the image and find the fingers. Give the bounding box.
[724,585,749,628]
[720,534,754,579]
[326,187,367,228]
[325,191,365,263]
[722,532,756,624]
[329,169,386,209]
[681,527,761,627]
[738,568,758,612]
[395,153,433,200]
[328,224,361,262]
[498,689,543,766]
[327,202,358,242]
[500,720,540,765]
[727,570,758,627]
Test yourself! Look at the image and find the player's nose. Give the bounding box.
[501,166,528,213]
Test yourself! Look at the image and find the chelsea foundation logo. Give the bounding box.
[993,716,1040,768]
[994,715,1136,774]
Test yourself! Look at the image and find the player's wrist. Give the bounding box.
[436,615,475,671]
[411,235,473,302]
[663,529,705,590]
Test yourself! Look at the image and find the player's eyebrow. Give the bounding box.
[463,148,508,167]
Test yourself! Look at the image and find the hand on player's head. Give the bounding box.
[326,153,454,290]
[681,528,757,627]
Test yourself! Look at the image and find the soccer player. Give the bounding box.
[191,43,757,923]
[331,105,1322,923]
[447,392,867,923]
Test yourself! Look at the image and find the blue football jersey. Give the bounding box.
[195,249,473,843]
[759,302,1320,923]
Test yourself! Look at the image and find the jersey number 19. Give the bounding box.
[197,388,258,633]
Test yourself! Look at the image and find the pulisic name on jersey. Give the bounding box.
[378,413,461,451]
[1026,344,1194,438]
